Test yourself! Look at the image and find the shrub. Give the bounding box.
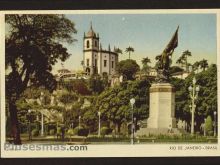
[205,116,213,134]
[73,127,79,135]
[49,129,56,135]
[67,129,74,136]
[73,127,89,136]
[208,131,214,136]
[101,127,112,137]
[78,128,89,136]
[57,127,62,135]
[31,129,39,137]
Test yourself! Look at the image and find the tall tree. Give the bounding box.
[5,14,77,144]
[170,64,217,132]
[114,47,123,54]
[192,61,200,73]
[176,56,185,69]
[182,50,192,71]
[95,79,150,134]
[199,59,209,71]
[125,46,134,59]
[141,57,151,73]
[116,59,140,80]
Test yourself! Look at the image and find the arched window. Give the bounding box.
[86,40,90,48]
[95,40,97,47]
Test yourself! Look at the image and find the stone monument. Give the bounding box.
[147,26,179,130]
[136,26,181,136]
[147,83,176,129]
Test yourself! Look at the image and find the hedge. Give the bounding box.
[31,129,39,137]
[74,127,89,136]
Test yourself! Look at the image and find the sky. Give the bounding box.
[53,14,217,72]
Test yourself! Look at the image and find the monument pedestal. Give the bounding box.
[135,83,184,136]
[147,83,176,128]
[135,83,186,136]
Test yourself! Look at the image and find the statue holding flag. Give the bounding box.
[141,26,179,134]
[155,26,179,82]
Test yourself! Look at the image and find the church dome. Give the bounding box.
[86,29,96,37]
[85,23,96,38]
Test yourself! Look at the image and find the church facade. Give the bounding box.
[83,24,119,78]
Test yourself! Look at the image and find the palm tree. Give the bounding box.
[182,50,192,71]
[199,59,209,71]
[192,61,200,73]
[125,46,134,59]
[114,47,123,54]
[141,57,151,73]
[187,63,192,72]
[142,57,151,65]
[176,56,185,69]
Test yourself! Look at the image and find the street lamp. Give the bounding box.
[214,111,217,137]
[134,117,136,133]
[40,92,45,136]
[188,77,200,135]
[79,116,81,129]
[130,98,135,145]
[204,118,206,136]
[98,111,101,137]
[28,109,32,141]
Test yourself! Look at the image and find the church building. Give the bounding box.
[83,24,119,78]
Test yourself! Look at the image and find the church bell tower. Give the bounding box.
[83,22,99,75]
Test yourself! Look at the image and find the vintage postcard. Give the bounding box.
[0,9,219,157]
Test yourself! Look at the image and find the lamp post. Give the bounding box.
[98,111,101,137]
[214,111,217,137]
[130,98,135,145]
[204,118,206,136]
[188,77,200,135]
[134,117,136,133]
[40,92,45,136]
[28,109,32,141]
[79,116,81,129]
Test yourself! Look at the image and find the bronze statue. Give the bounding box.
[155,26,179,82]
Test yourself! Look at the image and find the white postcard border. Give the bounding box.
[0,9,219,157]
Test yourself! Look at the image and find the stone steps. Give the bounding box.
[135,127,186,136]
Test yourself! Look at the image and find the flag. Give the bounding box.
[164,26,179,54]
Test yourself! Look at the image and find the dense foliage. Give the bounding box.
[116,59,140,80]
[95,79,151,134]
[170,64,217,132]
[205,115,213,135]
[5,14,76,144]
